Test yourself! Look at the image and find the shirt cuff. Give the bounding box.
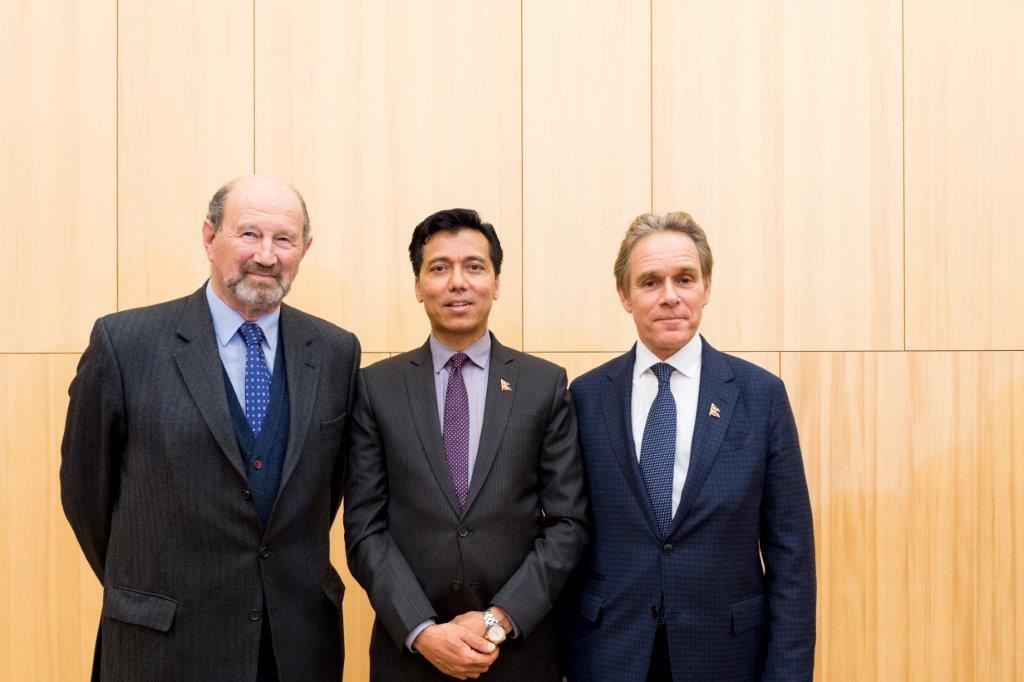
[406,619,435,652]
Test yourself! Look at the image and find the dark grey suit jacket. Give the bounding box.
[344,335,589,681]
[60,285,360,681]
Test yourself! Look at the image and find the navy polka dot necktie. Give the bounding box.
[443,352,470,509]
[239,322,271,436]
[639,362,676,537]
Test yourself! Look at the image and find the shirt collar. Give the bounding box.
[633,333,703,382]
[205,280,280,348]
[429,332,492,374]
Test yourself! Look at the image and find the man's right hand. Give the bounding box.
[413,622,499,679]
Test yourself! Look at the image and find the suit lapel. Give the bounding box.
[669,338,738,535]
[173,286,246,481]
[405,342,462,516]
[463,334,518,516]
[278,304,320,494]
[602,347,662,540]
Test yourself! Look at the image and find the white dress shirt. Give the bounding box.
[631,333,702,518]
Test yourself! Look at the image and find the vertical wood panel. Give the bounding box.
[0,0,116,352]
[905,1,1024,349]
[256,0,522,353]
[329,352,387,681]
[0,355,101,680]
[522,0,651,352]
[118,0,254,309]
[785,352,1024,681]
[653,0,903,351]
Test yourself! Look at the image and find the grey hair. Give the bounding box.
[613,212,713,292]
[206,177,312,240]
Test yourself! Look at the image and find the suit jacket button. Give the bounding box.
[242,490,253,501]
[252,459,263,470]
[662,543,673,556]
[249,609,262,621]
[259,546,270,559]
[450,580,463,593]
[650,605,659,618]
[458,527,468,538]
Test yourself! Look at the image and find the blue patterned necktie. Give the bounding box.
[443,352,470,509]
[239,322,271,436]
[639,362,676,536]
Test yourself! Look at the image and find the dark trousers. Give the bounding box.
[646,625,672,682]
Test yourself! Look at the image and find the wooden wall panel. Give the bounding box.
[653,0,903,351]
[785,352,1024,681]
[522,0,650,352]
[905,1,1024,349]
[0,0,116,352]
[0,355,101,680]
[256,0,522,353]
[329,352,387,681]
[118,0,254,310]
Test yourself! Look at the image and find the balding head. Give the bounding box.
[207,175,311,241]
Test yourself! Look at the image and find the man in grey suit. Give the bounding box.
[344,208,589,680]
[61,176,360,680]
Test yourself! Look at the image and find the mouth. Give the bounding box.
[445,300,474,309]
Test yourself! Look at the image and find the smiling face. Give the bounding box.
[414,228,500,350]
[618,231,711,360]
[202,176,311,319]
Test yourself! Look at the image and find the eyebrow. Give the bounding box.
[635,265,698,281]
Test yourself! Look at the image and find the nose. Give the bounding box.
[658,278,681,305]
[448,265,467,291]
[253,235,278,265]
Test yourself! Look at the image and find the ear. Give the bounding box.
[493,275,500,301]
[702,276,712,306]
[202,220,217,262]
[414,276,423,303]
[301,234,313,257]
[617,285,633,313]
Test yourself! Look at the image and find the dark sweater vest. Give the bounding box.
[223,338,289,528]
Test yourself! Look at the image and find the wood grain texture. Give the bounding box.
[784,351,1024,681]
[653,0,903,351]
[329,352,387,681]
[0,0,116,352]
[0,355,101,680]
[118,0,254,310]
[905,0,1024,349]
[256,0,522,353]
[522,0,651,352]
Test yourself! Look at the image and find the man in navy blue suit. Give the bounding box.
[562,212,815,681]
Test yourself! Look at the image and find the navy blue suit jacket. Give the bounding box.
[562,338,815,681]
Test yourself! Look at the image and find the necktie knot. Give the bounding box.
[651,362,674,386]
[239,322,264,349]
[449,352,469,373]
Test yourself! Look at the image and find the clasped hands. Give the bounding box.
[413,606,511,680]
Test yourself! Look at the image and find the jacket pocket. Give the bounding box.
[719,431,759,453]
[104,586,178,632]
[579,589,605,624]
[321,412,347,434]
[731,594,765,634]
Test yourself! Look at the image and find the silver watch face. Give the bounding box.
[486,624,506,644]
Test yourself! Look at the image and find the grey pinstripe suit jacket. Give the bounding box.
[344,335,589,680]
[60,285,360,680]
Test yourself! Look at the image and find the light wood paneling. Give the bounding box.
[256,0,522,353]
[653,0,903,351]
[0,1,116,352]
[784,352,1024,681]
[329,352,387,681]
[0,355,101,680]
[905,1,1024,349]
[522,0,651,352]
[118,0,254,309]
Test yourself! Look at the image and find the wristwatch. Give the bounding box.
[482,608,507,645]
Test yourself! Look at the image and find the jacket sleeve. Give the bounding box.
[490,367,591,637]
[343,371,438,649]
[759,377,816,681]
[330,333,361,521]
[60,317,126,582]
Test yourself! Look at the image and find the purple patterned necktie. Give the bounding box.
[443,352,470,508]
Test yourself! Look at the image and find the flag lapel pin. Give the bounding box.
[709,403,721,419]
[500,378,512,392]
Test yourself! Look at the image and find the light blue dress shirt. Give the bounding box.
[429,332,491,477]
[205,281,280,407]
